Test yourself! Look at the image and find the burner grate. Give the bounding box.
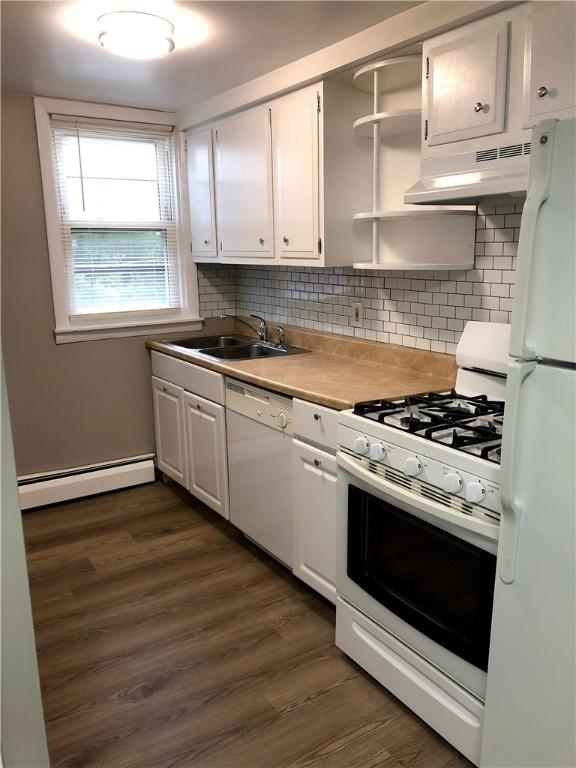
[353,391,504,463]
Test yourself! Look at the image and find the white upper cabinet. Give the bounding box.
[423,21,509,146]
[186,80,371,267]
[523,2,576,127]
[272,87,320,262]
[186,128,217,259]
[213,107,274,260]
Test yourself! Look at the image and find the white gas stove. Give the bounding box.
[334,322,511,766]
[338,389,504,520]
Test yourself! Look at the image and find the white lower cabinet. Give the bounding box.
[183,391,229,520]
[151,355,228,518]
[152,354,340,595]
[152,376,187,487]
[292,438,337,604]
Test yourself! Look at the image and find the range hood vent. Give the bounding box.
[476,142,531,162]
[475,148,498,162]
[404,140,530,205]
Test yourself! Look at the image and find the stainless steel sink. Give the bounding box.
[164,334,308,360]
[202,343,296,360]
[166,335,249,351]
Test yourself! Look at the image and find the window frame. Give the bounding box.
[34,97,201,343]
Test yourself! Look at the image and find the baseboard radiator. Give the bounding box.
[18,455,156,510]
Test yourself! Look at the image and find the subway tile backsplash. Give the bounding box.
[197,196,524,355]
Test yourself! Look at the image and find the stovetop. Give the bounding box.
[353,390,505,464]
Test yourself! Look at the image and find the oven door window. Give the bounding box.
[347,485,496,670]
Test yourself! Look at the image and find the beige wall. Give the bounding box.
[1,92,204,476]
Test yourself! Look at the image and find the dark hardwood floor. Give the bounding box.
[24,480,472,768]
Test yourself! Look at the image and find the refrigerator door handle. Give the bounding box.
[509,119,556,360]
[499,360,536,584]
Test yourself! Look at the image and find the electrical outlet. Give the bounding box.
[351,302,364,328]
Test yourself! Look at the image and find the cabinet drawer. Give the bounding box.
[293,399,338,452]
[151,351,225,404]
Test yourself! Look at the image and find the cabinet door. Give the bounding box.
[183,391,229,519]
[152,376,186,487]
[272,88,320,262]
[186,129,217,259]
[292,439,337,604]
[214,108,274,260]
[424,21,508,146]
[523,3,576,126]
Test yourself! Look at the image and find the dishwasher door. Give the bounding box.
[226,380,293,567]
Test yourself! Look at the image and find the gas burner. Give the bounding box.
[400,415,424,430]
[425,416,502,449]
[380,405,444,432]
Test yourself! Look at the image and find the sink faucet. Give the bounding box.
[220,314,268,341]
[276,326,286,349]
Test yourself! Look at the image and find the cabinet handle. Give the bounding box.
[196,403,202,410]
[259,238,265,246]
[537,86,549,98]
[474,102,486,113]
[313,413,321,421]
[283,236,289,245]
[204,239,210,245]
[313,459,321,467]
[162,386,167,393]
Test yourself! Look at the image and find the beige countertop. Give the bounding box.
[147,324,457,410]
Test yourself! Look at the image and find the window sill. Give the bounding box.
[55,316,203,344]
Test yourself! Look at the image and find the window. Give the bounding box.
[35,99,199,341]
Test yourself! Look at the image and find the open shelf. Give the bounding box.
[350,52,475,271]
[353,109,421,139]
[353,209,476,221]
[353,56,422,94]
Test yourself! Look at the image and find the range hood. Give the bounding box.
[405,140,530,204]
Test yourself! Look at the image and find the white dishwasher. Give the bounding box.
[226,378,293,567]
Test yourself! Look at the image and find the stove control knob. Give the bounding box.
[404,456,422,477]
[465,480,486,504]
[353,436,370,455]
[442,471,463,494]
[369,442,386,461]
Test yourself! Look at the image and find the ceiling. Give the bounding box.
[1,1,420,112]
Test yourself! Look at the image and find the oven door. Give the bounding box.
[336,450,499,699]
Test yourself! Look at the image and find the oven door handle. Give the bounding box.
[336,450,499,542]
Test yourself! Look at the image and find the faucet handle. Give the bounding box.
[250,314,267,340]
[276,326,286,348]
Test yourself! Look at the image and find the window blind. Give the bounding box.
[50,118,182,318]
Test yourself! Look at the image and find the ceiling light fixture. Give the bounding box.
[97,11,175,59]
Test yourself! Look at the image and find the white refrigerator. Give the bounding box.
[481,118,576,767]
